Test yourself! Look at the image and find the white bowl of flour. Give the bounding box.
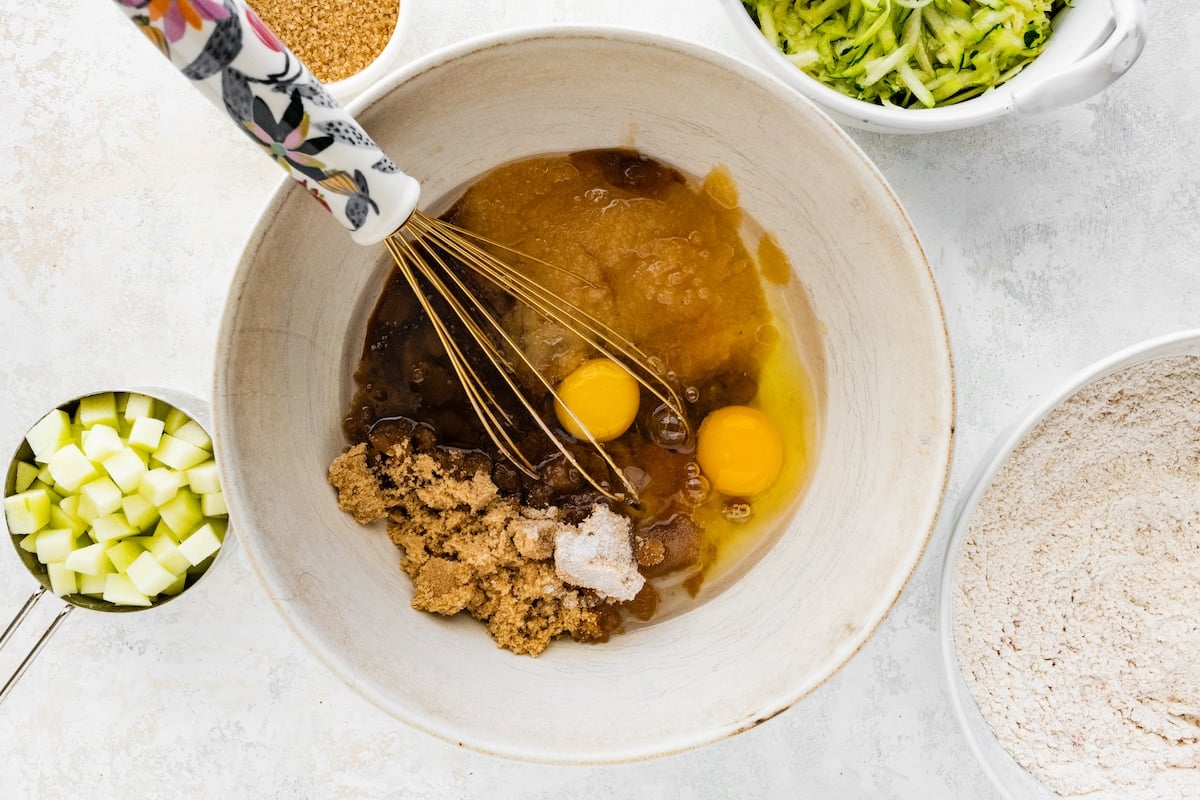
[939,329,1200,800]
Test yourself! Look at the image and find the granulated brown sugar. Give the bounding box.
[328,442,629,655]
[251,0,397,84]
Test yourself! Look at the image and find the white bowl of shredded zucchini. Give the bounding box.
[726,0,1147,133]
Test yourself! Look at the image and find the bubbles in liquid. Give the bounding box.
[623,466,652,494]
[684,461,701,479]
[721,501,753,524]
[754,324,780,345]
[684,386,700,404]
[683,474,711,505]
[648,403,689,448]
[410,364,427,385]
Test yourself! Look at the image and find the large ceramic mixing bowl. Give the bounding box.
[214,26,953,763]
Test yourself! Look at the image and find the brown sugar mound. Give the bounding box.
[251,0,398,84]
[328,442,610,655]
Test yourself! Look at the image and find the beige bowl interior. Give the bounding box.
[215,27,953,763]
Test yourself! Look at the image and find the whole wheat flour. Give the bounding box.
[954,355,1200,799]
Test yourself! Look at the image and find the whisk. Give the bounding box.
[109,0,687,502]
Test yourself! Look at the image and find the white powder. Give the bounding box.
[554,504,644,602]
[954,355,1200,800]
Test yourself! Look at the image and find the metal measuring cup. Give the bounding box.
[0,388,234,702]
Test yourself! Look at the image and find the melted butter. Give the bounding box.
[702,164,740,211]
[757,233,793,287]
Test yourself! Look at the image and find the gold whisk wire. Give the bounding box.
[404,211,689,418]
[385,210,691,503]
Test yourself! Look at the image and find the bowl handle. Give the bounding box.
[1011,0,1148,116]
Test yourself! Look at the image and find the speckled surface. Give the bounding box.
[0,1,1193,797]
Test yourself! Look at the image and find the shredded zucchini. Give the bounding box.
[743,0,1068,108]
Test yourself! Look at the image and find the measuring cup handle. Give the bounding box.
[106,0,419,246]
[1011,0,1148,116]
[0,588,75,704]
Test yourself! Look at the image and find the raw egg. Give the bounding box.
[696,405,783,496]
[554,359,640,442]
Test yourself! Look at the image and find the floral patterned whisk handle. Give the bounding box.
[112,0,420,246]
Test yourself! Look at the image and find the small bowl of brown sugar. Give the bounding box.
[250,0,412,103]
[940,329,1200,800]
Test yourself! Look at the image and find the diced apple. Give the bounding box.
[201,492,227,517]
[34,528,75,564]
[186,460,221,494]
[151,434,208,471]
[46,444,97,493]
[81,424,123,462]
[159,491,202,538]
[162,573,188,596]
[3,488,51,534]
[105,538,146,572]
[25,409,72,463]
[205,517,228,540]
[28,479,62,502]
[13,461,38,493]
[91,513,134,543]
[59,494,80,518]
[102,573,151,607]
[49,504,87,536]
[172,420,211,451]
[145,528,191,575]
[163,406,189,435]
[6,393,226,609]
[78,571,108,596]
[178,522,222,566]
[47,562,78,597]
[126,416,165,452]
[125,551,177,596]
[77,392,118,429]
[64,541,110,576]
[123,393,156,422]
[102,448,148,494]
[138,468,181,507]
[187,553,217,575]
[121,493,159,531]
[79,477,123,519]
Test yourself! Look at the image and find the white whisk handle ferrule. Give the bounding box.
[109,0,418,245]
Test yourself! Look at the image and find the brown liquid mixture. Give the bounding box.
[341,150,818,633]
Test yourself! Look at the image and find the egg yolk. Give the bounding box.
[553,359,640,442]
[696,405,783,496]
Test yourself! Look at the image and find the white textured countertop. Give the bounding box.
[1,1,1194,797]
